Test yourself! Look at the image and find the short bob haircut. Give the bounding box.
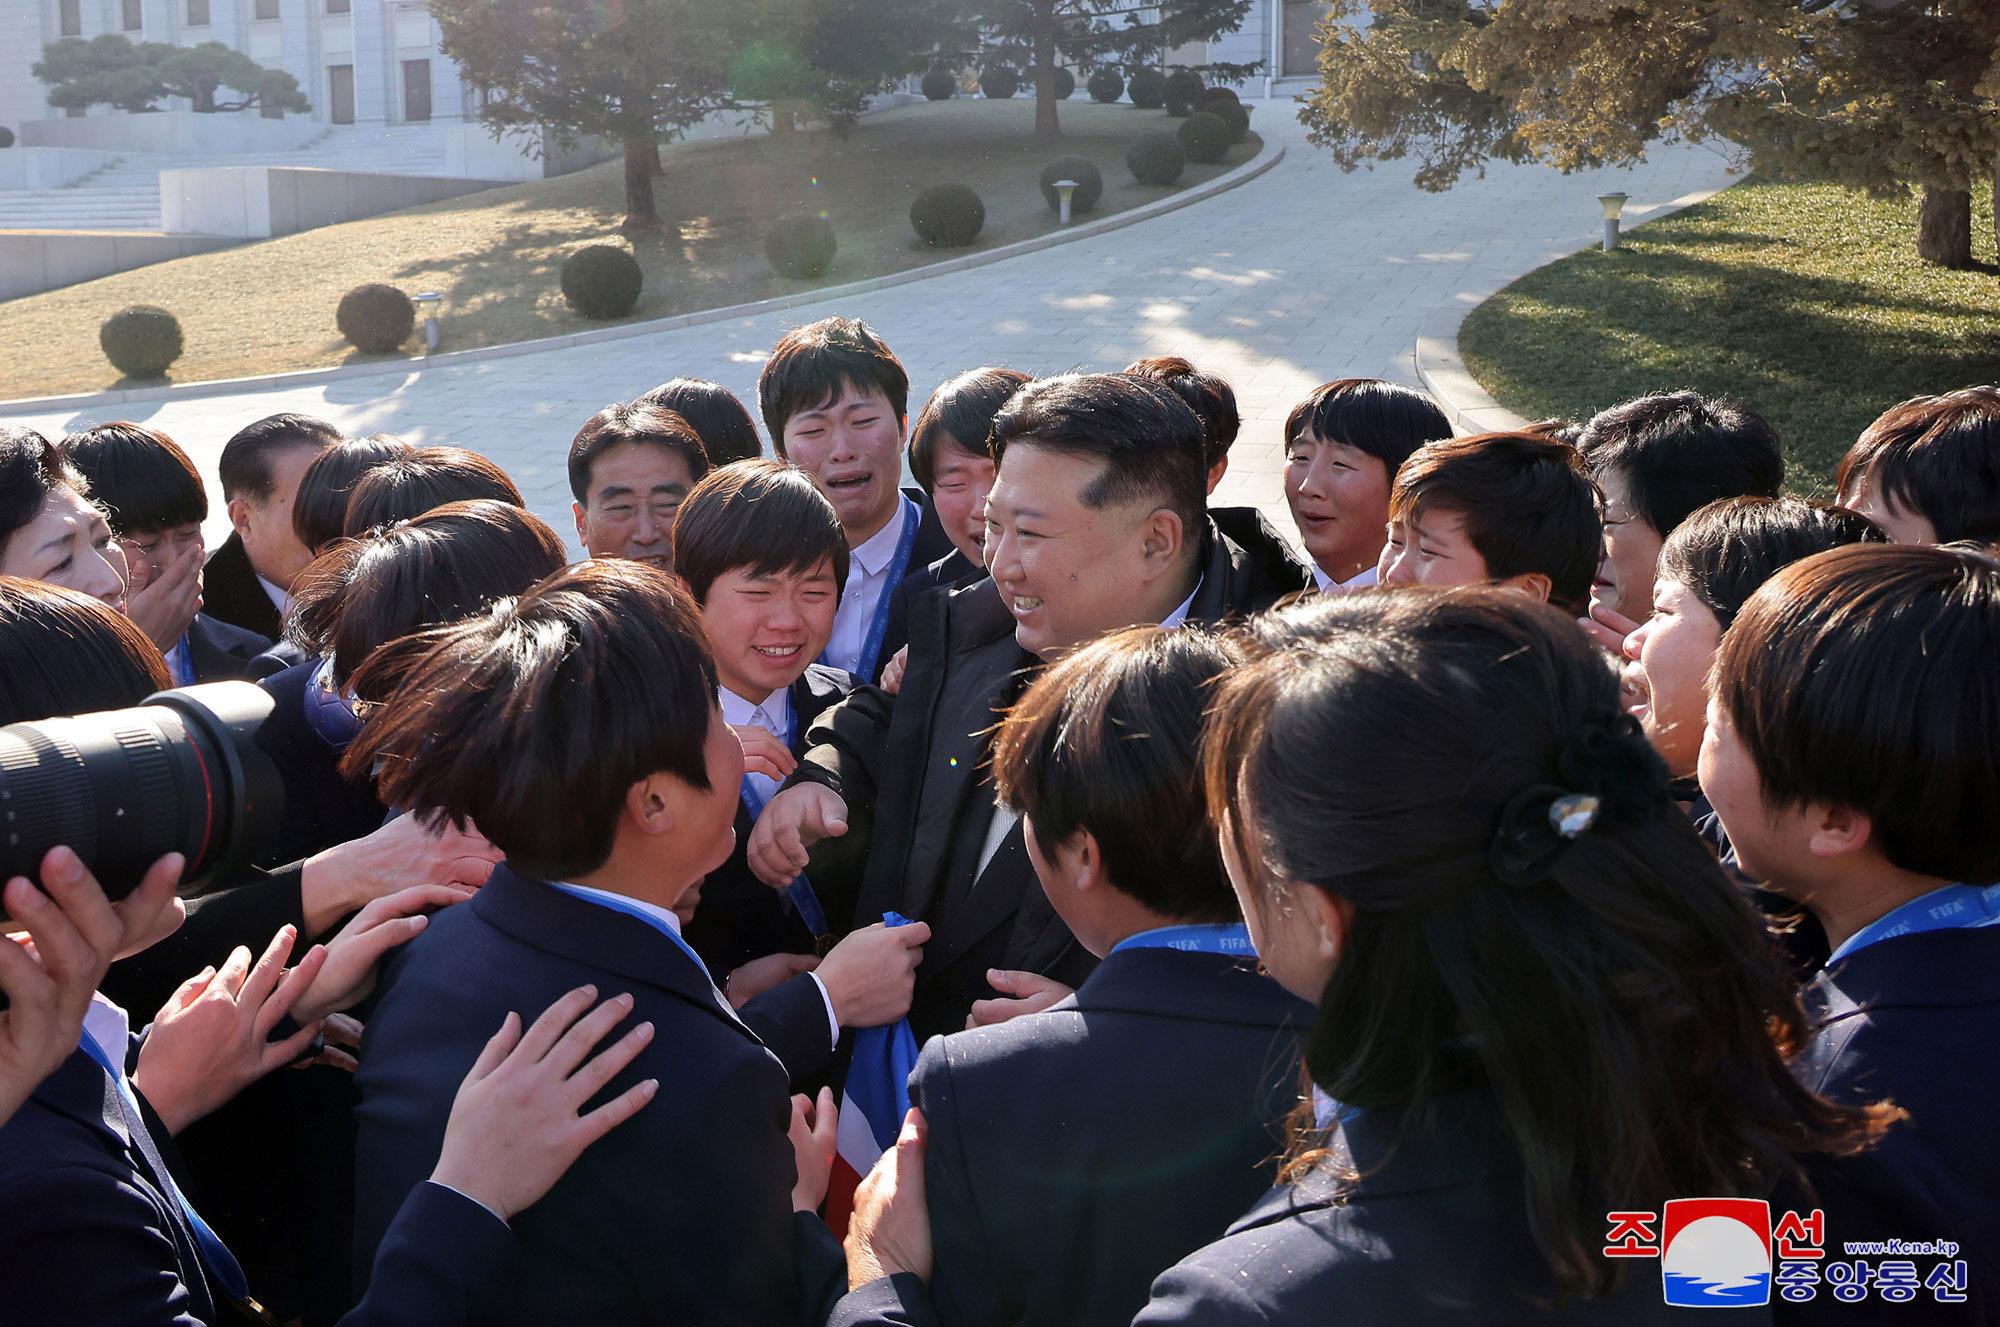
[291,434,415,554]
[0,426,89,554]
[0,576,170,726]
[1283,379,1452,475]
[566,401,712,505]
[989,373,1209,552]
[1715,542,2000,885]
[759,317,910,451]
[1834,385,2000,543]
[634,379,764,467]
[59,423,207,536]
[343,446,523,538]
[1657,496,1884,630]
[1205,588,1889,1299]
[671,459,849,607]
[1123,356,1239,468]
[992,625,1240,923]
[217,413,341,502]
[345,559,719,882]
[1391,431,1602,615]
[291,499,569,694]
[1575,391,1785,538]
[907,367,1030,493]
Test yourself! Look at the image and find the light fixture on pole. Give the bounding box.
[1054,179,1079,226]
[412,291,443,353]
[1597,192,1629,252]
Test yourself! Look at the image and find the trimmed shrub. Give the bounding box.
[980,65,1019,99]
[98,306,182,379]
[1051,67,1076,100]
[336,283,415,353]
[1126,132,1186,186]
[1127,67,1167,110]
[921,69,955,101]
[0,127,14,149]
[1038,156,1104,215]
[1211,100,1251,143]
[910,183,985,247]
[1196,87,1240,112]
[1164,69,1204,117]
[765,213,837,278]
[1087,68,1124,103]
[1177,111,1231,164]
[560,245,643,319]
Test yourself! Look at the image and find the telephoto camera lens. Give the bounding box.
[0,681,282,918]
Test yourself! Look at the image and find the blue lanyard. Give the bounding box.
[1110,922,1256,958]
[543,881,727,998]
[735,703,830,938]
[78,1027,251,1302]
[823,496,919,682]
[167,633,194,687]
[1828,882,2000,965]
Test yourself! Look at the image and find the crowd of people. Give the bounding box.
[0,313,1994,1326]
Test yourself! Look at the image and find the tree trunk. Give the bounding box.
[647,142,663,177]
[1034,2,1061,139]
[1916,184,1972,267]
[622,137,659,232]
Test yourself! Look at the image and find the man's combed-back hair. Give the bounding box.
[758,317,910,451]
[345,559,719,882]
[634,379,764,467]
[907,367,1030,492]
[566,401,712,505]
[671,460,849,606]
[217,413,341,502]
[342,446,523,538]
[59,423,208,536]
[1716,542,2000,885]
[1575,391,1784,538]
[1123,355,1240,468]
[1203,588,1893,1300]
[993,626,1241,923]
[1835,385,2000,543]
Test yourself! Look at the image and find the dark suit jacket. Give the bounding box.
[353,863,799,1327]
[186,613,272,683]
[860,488,958,686]
[203,532,284,642]
[829,946,1311,1327]
[254,660,391,868]
[1788,927,2000,1319]
[1209,506,1312,606]
[880,548,980,682]
[789,521,1298,1042]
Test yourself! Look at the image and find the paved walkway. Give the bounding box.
[1,101,1737,553]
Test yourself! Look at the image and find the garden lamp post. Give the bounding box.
[1597,192,1629,252]
[1054,180,1079,225]
[413,291,443,353]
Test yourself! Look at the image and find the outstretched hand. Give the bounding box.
[733,725,798,784]
[292,884,473,1024]
[966,970,1073,1030]
[846,1108,933,1288]
[746,784,849,889]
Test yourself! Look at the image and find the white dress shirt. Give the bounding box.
[824,499,913,675]
[1311,563,1378,594]
[255,572,292,618]
[721,685,794,810]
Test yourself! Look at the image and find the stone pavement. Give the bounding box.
[0,100,1738,554]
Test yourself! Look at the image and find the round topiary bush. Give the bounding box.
[921,69,955,101]
[765,213,837,278]
[1211,100,1251,144]
[1087,68,1124,103]
[910,183,985,247]
[335,283,415,353]
[0,127,15,149]
[1177,110,1231,164]
[559,245,643,319]
[1164,69,1204,117]
[1126,132,1186,186]
[1052,67,1076,100]
[1196,87,1240,112]
[980,65,1019,99]
[1127,67,1167,110]
[1038,156,1104,216]
[98,306,183,379]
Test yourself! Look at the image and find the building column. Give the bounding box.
[350,0,389,123]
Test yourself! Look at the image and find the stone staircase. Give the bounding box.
[0,123,458,232]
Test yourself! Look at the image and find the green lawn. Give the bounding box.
[1458,178,2000,492]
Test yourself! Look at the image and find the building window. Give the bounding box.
[255,0,279,17]
[123,0,143,31]
[60,0,81,35]
[326,0,349,12]
[403,60,432,122]
[187,0,209,23]
[328,64,354,122]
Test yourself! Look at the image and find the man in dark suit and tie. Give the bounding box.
[203,413,341,642]
[350,559,805,1326]
[749,374,1308,1042]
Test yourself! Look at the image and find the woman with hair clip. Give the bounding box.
[843,587,1895,1325]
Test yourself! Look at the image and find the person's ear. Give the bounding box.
[573,501,589,551]
[1498,571,1553,604]
[1139,507,1184,577]
[1061,829,1104,895]
[896,414,909,447]
[1205,455,1229,495]
[228,496,254,539]
[625,773,677,838]
[1807,804,1875,861]
[1295,883,1354,964]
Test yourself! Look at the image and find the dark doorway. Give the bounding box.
[329,65,354,124]
[1283,0,1331,78]
[403,59,432,122]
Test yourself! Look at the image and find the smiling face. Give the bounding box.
[1377,505,1491,590]
[1623,578,1722,778]
[1697,697,1814,896]
[984,444,1188,662]
[1591,466,1666,624]
[2,486,127,607]
[781,381,907,546]
[1285,432,1392,584]
[698,558,839,705]
[576,441,699,573]
[929,440,997,567]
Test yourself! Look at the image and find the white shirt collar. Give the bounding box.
[1313,563,1378,593]
[83,994,131,1079]
[255,572,291,616]
[847,498,912,577]
[1159,577,1202,631]
[553,880,686,936]
[720,683,794,741]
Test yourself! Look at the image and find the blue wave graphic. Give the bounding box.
[1664,1270,1771,1307]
